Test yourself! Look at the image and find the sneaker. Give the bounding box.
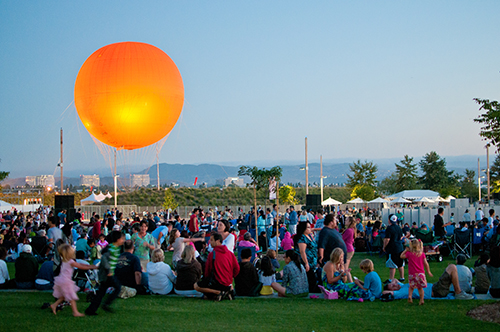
[215,291,226,302]
[455,292,474,300]
[225,290,234,301]
[398,278,405,282]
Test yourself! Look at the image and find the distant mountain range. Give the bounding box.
[1,154,490,188]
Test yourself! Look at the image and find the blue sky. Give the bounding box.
[1,1,499,178]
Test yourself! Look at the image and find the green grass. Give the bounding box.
[3,252,498,331]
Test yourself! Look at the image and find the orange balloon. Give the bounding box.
[74,42,184,150]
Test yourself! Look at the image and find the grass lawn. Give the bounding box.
[2,252,498,331]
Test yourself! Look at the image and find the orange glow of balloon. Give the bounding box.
[74,42,184,150]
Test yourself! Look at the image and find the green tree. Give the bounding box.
[0,159,9,191]
[162,188,178,211]
[489,154,500,193]
[350,184,376,201]
[418,151,459,195]
[460,169,478,202]
[346,160,378,199]
[279,185,298,205]
[378,172,398,195]
[394,155,419,192]
[474,98,500,152]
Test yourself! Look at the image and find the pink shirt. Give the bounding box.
[342,228,355,253]
[406,251,426,276]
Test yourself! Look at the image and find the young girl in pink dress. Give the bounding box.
[341,217,356,283]
[400,239,433,305]
[50,244,97,316]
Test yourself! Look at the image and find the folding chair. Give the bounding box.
[452,228,472,258]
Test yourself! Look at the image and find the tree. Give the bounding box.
[346,160,378,199]
[490,154,500,193]
[0,159,9,191]
[460,169,478,202]
[378,172,398,195]
[418,151,459,195]
[162,188,178,211]
[279,185,298,205]
[350,184,376,201]
[394,155,419,192]
[474,98,500,152]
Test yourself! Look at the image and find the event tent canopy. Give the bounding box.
[80,192,103,205]
[347,197,365,204]
[388,190,440,200]
[105,192,112,199]
[322,197,342,205]
[368,197,389,203]
[391,197,411,203]
[413,197,435,203]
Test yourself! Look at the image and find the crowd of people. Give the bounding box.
[0,204,499,317]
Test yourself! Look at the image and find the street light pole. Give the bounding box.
[487,143,490,204]
[478,158,481,203]
[305,137,308,195]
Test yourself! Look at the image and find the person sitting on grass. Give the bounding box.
[258,256,276,295]
[474,253,490,294]
[147,249,176,295]
[353,259,382,299]
[451,254,472,295]
[271,250,308,298]
[174,245,203,297]
[14,245,38,289]
[321,248,371,301]
[194,232,240,301]
[238,231,259,251]
[235,248,262,297]
[487,245,500,298]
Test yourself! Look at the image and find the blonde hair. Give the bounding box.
[58,244,75,262]
[359,259,374,272]
[301,210,307,216]
[330,248,344,265]
[266,249,277,259]
[151,249,165,263]
[347,217,356,229]
[409,239,423,255]
[181,245,195,264]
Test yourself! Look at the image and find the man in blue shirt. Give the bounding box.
[288,206,298,235]
[151,223,171,249]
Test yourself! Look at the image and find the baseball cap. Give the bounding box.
[389,214,398,223]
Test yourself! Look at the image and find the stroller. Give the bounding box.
[414,229,444,262]
[72,263,99,302]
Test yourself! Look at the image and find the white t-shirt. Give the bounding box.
[222,233,235,253]
[0,259,9,284]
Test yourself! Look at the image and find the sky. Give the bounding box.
[1,1,499,178]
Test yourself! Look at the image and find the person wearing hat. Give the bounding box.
[14,245,39,289]
[383,214,405,282]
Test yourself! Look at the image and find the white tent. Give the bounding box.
[96,192,106,201]
[414,197,435,203]
[347,197,365,204]
[368,197,389,203]
[388,190,440,200]
[105,192,112,199]
[0,199,13,207]
[322,197,342,205]
[391,197,411,204]
[80,192,102,205]
[445,195,456,202]
[435,196,447,203]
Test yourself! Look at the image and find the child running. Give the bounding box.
[50,244,97,316]
[400,239,433,305]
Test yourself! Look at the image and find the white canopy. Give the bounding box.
[445,195,456,202]
[368,197,389,203]
[105,192,112,199]
[391,197,411,203]
[80,192,103,205]
[388,190,440,200]
[96,192,106,201]
[347,197,365,204]
[414,197,435,203]
[435,196,447,203]
[322,197,342,205]
[0,199,13,207]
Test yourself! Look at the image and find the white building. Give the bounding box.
[80,174,100,187]
[25,175,55,187]
[216,177,244,187]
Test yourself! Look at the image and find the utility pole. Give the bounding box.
[60,128,63,193]
[320,155,324,203]
[305,137,308,195]
[478,158,481,203]
[487,143,490,204]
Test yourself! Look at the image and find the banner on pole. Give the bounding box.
[269,178,276,200]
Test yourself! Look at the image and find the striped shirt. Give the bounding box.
[108,244,121,275]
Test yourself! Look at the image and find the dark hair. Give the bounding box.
[294,222,309,248]
[259,256,275,277]
[324,214,335,226]
[456,254,467,265]
[109,230,124,244]
[140,220,148,227]
[285,249,301,270]
[211,232,223,243]
[438,207,444,214]
[240,248,252,259]
[0,247,7,260]
[490,209,495,216]
[489,246,500,268]
[87,238,95,246]
[219,220,230,232]
[76,250,85,260]
[132,223,140,232]
[124,239,134,251]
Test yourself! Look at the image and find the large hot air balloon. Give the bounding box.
[74,42,184,150]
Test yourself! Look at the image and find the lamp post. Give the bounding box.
[486,143,491,205]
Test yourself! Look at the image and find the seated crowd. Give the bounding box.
[0,206,499,316]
